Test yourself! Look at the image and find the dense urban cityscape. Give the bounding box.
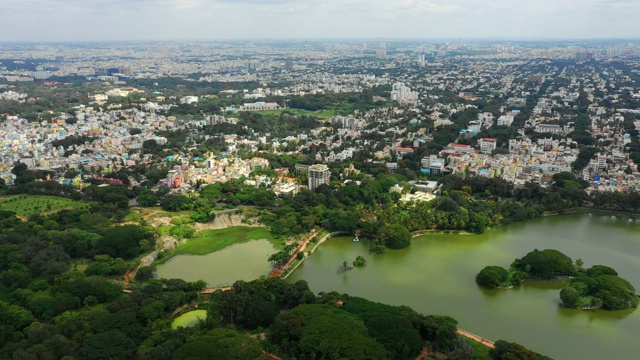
[1,37,640,360]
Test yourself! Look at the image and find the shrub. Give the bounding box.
[353,255,367,267]
[560,286,580,307]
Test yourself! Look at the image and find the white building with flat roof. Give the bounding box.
[497,115,515,126]
[240,102,281,111]
[479,138,497,154]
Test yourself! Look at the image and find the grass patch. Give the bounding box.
[0,195,88,216]
[69,258,92,273]
[156,225,173,236]
[464,337,492,360]
[174,226,279,255]
[172,310,207,329]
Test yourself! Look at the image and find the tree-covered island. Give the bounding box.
[476,249,639,311]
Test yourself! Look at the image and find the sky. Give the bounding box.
[1,0,639,42]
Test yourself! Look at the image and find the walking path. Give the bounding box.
[282,230,349,279]
[199,286,232,294]
[457,329,495,348]
[269,228,323,278]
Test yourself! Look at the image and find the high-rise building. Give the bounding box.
[390,82,418,102]
[119,67,133,76]
[33,71,51,80]
[308,164,330,190]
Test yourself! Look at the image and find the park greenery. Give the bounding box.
[476,249,639,311]
[0,187,549,359]
[0,195,89,217]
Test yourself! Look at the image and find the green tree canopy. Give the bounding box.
[78,330,137,360]
[511,249,575,279]
[270,304,389,360]
[172,327,262,360]
[378,224,412,249]
[476,266,509,289]
[490,339,553,360]
[96,225,154,259]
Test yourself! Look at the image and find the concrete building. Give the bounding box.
[421,155,445,175]
[180,96,199,105]
[479,138,497,154]
[390,82,418,102]
[497,115,515,126]
[33,71,51,80]
[331,115,356,129]
[534,124,563,134]
[308,164,330,190]
[240,102,281,111]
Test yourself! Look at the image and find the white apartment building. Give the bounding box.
[479,138,497,154]
[308,164,330,190]
[390,82,419,102]
[331,116,356,129]
[497,115,515,126]
[240,102,281,111]
[180,96,199,105]
[421,155,445,175]
[534,124,563,134]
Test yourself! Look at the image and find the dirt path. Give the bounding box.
[199,286,232,294]
[415,344,431,360]
[124,234,179,286]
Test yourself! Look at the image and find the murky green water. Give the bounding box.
[287,213,640,360]
[156,239,275,287]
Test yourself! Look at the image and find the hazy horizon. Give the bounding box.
[1,0,639,42]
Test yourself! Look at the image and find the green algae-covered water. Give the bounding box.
[156,239,275,287]
[287,213,640,360]
[172,310,207,329]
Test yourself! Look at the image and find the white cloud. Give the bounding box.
[0,0,638,41]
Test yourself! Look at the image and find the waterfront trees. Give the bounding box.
[477,249,638,311]
[378,223,411,249]
[511,249,575,279]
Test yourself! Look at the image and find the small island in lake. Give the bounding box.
[476,249,639,311]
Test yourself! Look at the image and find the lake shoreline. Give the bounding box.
[284,213,640,360]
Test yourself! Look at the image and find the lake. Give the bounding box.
[287,213,640,360]
[156,239,276,287]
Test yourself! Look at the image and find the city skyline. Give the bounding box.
[1,0,640,42]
